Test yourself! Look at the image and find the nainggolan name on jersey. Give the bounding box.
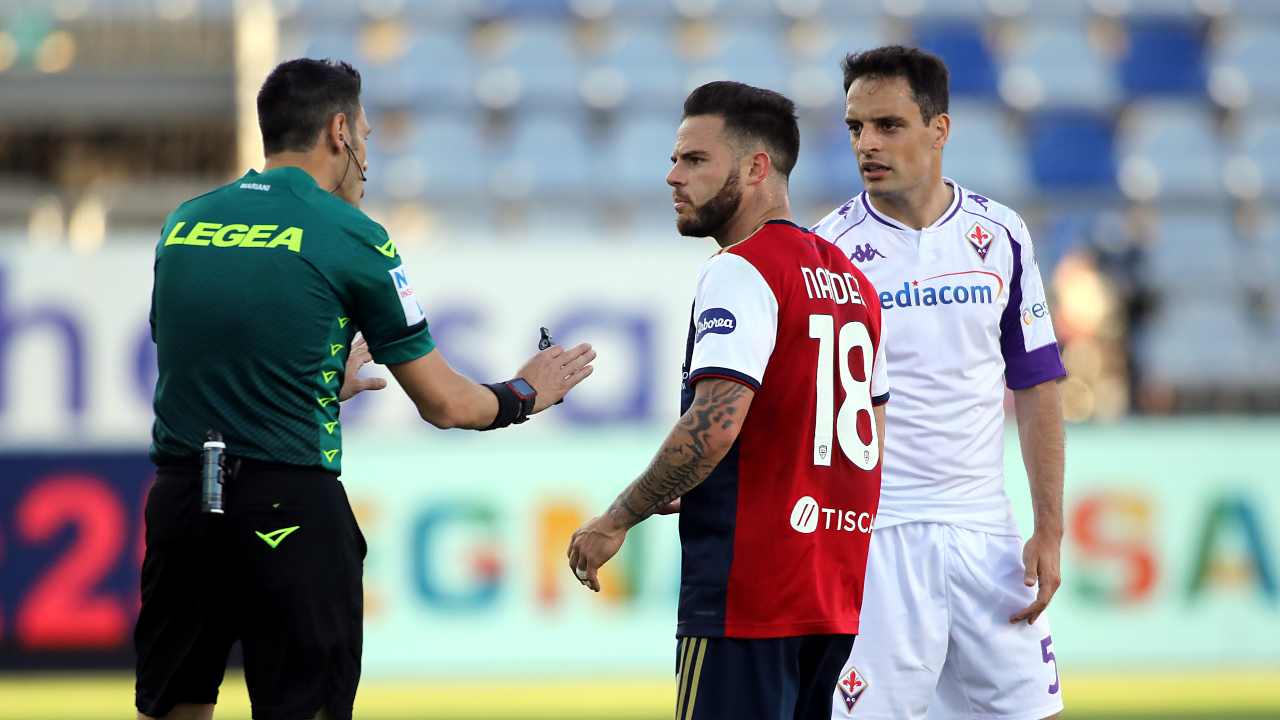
[800,265,865,306]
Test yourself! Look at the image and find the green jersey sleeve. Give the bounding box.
[340,221,436,365]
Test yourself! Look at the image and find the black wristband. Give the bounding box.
[481,379,536,430]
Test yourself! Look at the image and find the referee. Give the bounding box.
[135,59,595,720]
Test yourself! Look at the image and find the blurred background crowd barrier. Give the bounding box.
[0,0,1278,716]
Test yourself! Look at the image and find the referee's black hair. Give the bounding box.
[842,45,949,123]
[257,58,363,155]
[682,81,800,178]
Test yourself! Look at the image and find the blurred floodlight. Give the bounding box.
[27,196,65,247]
[35,31,76,74]
[0,32,17,73]
[68,195,107,255]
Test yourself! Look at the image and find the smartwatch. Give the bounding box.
[506,377,537,424]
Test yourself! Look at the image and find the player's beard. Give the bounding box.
[677,169,742,238]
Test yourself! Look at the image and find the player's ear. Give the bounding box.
[748,150,772,186]
[932,113,950,151]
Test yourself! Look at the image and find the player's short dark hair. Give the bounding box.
[682,80,800,178]
[257,58,363,156]
[841,45,949,123]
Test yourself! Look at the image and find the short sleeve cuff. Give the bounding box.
[872,392,890,406]
[370,322,435,365]
[1005,343,1067,390]
[687,366,761,391]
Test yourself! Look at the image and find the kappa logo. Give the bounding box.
[849,243,887,263]
[966,222,993,261]
[695,307,736,342]
[837,666,869,713]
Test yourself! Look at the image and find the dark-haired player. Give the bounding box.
[569,81,888,720]
[812,46,1066,720]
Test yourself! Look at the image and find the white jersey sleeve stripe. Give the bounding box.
[687,252,779,389]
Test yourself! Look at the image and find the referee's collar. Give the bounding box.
[248,166,320,190]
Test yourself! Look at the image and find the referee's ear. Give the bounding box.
[325,111,350,155]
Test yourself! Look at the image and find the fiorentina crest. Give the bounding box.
[837,666,869,713]
[966,221,993,261]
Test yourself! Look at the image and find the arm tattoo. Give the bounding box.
[606,380,750,529]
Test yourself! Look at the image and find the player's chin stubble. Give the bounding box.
[677,169,742,238]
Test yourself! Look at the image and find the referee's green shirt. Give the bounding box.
[149,166,435,472]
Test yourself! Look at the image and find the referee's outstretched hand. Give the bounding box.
[340,334,389,402]
[516,342,596,413]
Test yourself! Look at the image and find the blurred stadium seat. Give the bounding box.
[944,102,1029,197]
[1117,17,1207,97]
[1001,20,1121,109]
[1117,101,1222,198]
[1026,109,1117,189]
[1209,23,1280,107]
[598,113,676,204]
[3,0,1279,412]
[912,21,998,98]
[1140,211,1238,293]
[1232,114,1280,199]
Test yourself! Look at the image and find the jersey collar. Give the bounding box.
[861,178,964,233]
[248,166,321,191]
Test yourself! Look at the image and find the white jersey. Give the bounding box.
[811,180,1065,535]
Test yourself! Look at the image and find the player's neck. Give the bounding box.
[714,198,792,249]
[869,178,953,231]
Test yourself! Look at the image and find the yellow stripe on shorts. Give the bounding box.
[684,638,709,719]
[674,638,694,718]
[675,638,708,720]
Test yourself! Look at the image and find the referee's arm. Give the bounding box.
[388,344,595,429]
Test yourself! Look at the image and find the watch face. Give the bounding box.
[509,378,536,399]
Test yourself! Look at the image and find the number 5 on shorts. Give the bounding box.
[1041,635,1060,695]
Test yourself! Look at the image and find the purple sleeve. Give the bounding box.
[1000,231,1067,389]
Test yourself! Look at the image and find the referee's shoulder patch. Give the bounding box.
[388,265,425,326]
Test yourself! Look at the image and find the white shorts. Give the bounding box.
[832,522,1064,720]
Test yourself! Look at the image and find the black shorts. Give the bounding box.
[134,460,367,720]
[673,634,856,720]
